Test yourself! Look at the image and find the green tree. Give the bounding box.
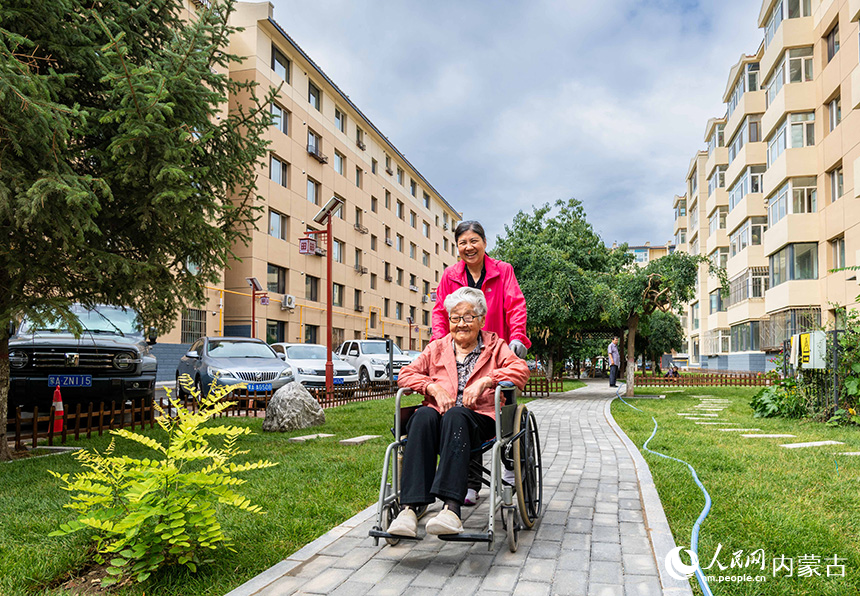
[491,198,629,377]
[637,310,685,375]
[0,0,275,460]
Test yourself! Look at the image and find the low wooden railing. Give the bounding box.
[634,372,772,387]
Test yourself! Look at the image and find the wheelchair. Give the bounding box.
[369,381,543,552]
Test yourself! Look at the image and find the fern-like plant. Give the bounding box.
[49,374,277,585]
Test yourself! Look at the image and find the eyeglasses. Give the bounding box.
[449,314,479,324]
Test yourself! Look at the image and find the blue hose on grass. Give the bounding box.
[616,386,714,596]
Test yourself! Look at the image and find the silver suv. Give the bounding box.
[336,340,412,388]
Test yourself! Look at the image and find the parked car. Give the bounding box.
[175,336,293,397]
[335,339,412,388]
[8,304,157,411]
[403,350,422,362]
[270,343,358,387]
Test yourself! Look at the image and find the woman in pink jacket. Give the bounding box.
[386,287,530,537]
[433,220,531,505]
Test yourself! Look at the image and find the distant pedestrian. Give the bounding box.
[608,336,620,387]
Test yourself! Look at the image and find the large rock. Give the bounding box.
[262,382,326,432]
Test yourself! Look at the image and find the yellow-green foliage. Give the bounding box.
[48,375,277,585]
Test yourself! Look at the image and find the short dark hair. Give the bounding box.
[454,220,486,243]
[613,335,620,341]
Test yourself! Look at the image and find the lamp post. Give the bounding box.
[245,277,263,338]
[306,196,344,392]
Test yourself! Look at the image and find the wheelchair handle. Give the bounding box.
[395,388,412,439]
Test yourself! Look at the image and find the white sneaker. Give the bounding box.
[464,488,479,506]
[387,508,417,537]
[425,506,464,535]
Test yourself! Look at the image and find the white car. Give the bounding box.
[270,343,358,387]
[335,339,413,388]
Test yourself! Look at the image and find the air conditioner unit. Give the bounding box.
[409,285,419,292]
[385,238,393,246]
[355,305,364,312]
[281,294,296,310]
[443,223,449,230]
[421,295,429,303]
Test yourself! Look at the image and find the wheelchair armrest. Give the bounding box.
[394,388,413,439]
[494,382,517,446]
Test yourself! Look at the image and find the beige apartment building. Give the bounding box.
[675,0,860,371]
[157,1,459,366]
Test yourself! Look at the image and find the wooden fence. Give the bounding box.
[523,375,564,397]
[634,372,772,387]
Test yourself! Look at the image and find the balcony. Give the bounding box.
[764,281,820,316]
[725,143,766,193]
[307,144,328,164]
[762,213,818,258]
[761,147,817,198]
[673,215,687,235]
[761,81,815,140]
[354,222,368,234]
[760,17,814,84]
[725,91,766,141]
[705,188,728,216]
[726,193,766,237]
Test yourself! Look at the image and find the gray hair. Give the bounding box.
[444,287,487,317]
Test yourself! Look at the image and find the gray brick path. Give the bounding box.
[226,381,694,596]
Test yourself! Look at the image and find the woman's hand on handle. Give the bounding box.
[509,340,527,359]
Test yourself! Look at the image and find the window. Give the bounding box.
[370,273,377,289]
[789,112,814,148]
[385,154,392,172]
[770,243,818,287]
[708,206,728,235]
[423,280,430,295]
[410,211,416,228]
[269,209,288,240]
[270,155,288,187]
[333,239,344,263]
[267,264,286,293]
[765,58,785,106]
[788,47,813,83]
[675,229,687,245]
[443,237,449,251]
[674,200,686,219]
[422,250,430,266]
[826,24,840,62]
[396,200,404,219]
[727,63,759,118]
[354,289,361,310]
[409,273,417,287]
[181,308,207,344]
[423,221,430,237]
[710,247,729,270]
[728,165,766,211]
[765,0,811,49]
[689,200,698,230]
[395,302,403,320]
[371,158,377,174]
[356,127,364,148]
[729,217,767,256]
[728,115,762,163]
[335,108,345,133]
[423,192,430,209]
[689,171,698,197]
[830,166,844,202]
[435,242,439,255]
[354,247,361,268]
[728,268,769,305]
[828,96,842,132]
[371,196,378,212]
[410,242,416,259]
[764,1,784,48]
[831,236,846,269]
[396,167,404,185]
[707,123,725,155]
[707,166,726,196]
[767,118,787,166]
[305,324,318,344]
[731,321,762,352]
[396,267,403,285]
[396,234,403,252]
[306,275,319,301]
[267,320,285,344]
[308,129,321,154]
[767,182,789,226]
[334,151,344,175]
[384,261,391,280]
[306,177,320,205]
[384,298,390,317]
[385,190,391,209]
[355,166,362,187]
[787,0,811,18]
[709,289,726,314]
[791,176,817,214]
[410,179,417,196]
[332,283,343,307]
[272,46,290,82]
[692,303,700,330]
[371,235,377,251]
[271,102,288,134]
[308,81,321,111]
[422,310,430,326]
[632,248,648,263]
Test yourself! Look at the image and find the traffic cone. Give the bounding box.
[52,385,64,433]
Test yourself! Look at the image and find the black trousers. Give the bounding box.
[400,406,496,506]
[609,364,618,386]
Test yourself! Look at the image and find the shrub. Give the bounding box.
[750,377,806,419]
[48,375,277,585]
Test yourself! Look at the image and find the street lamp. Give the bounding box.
[307,196,344,392]
[246,277,263,338]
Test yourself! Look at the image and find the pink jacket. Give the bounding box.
[397,330,530,420]
[432,256,531,349]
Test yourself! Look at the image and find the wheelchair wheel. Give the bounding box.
[379,502,401,546]
[512,405,543,529]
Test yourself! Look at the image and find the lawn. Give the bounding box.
[611,387,860,596]
[0,393,428,596]
[560,379,586,392]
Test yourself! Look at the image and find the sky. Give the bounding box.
[269,0,766,249]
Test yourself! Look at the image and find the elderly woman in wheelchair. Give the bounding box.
[384,286,530,538]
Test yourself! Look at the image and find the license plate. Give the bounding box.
[48,375,92,388]
[393,374,398,381]
[246,383,272,392]
[333,377,344,385]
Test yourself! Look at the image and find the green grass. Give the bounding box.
[612,388,860,595]
[1,394,427,596]
[560,379,586,392]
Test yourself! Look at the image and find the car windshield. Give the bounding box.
[360,341,403,355]
[285,345,339,360]
[20,305,140,336]
[208,340,277,359]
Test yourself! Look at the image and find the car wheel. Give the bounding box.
[359,367,371,389]
[175,373,186,400]
[195,376,205,400]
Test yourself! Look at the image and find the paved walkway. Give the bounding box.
[226,381,693,596]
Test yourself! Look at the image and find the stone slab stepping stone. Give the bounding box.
[627,394,666,399]
[339,434,382,445]
[836,452,860,456]
[694,422,730,425]
[780,440,844,449]
[684,417,723,420]
[717,428,761,432]
[741,434,796,438]
[288,433,335,443]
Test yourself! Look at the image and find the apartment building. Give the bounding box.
[675,0,860,371]
[622,242,675,266]
[159,1,459,357]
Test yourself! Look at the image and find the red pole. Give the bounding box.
[251,286,256,338]
[325,216,334,392]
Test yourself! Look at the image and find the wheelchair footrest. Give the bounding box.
[437,532,492,543]
[369,528,422,541]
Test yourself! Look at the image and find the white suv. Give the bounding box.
[336,340,413,388]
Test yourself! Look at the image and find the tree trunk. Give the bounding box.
[0,332,12,461]
[626,315,639,397]
[546,355,554,380]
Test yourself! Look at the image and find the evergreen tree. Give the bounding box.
[0,0,276,459]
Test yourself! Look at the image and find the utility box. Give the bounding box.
[789,330,826,370]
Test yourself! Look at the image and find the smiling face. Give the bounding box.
[448,302,484,347]
[456,230,487,269]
